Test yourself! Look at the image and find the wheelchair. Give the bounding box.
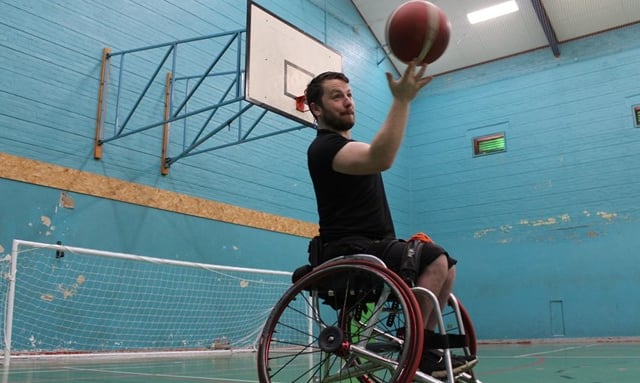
[256,254,481,383]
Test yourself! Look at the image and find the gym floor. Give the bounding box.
[3,341,639,383]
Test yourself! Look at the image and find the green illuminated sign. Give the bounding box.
[473,133,506,156]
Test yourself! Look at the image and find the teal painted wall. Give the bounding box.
[0,0,397,352]
[0,178,304,271]
[407,24,640,339]
[0,0,391,259]
[1,0,639,343]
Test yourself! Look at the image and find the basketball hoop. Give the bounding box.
[295,95,307,112]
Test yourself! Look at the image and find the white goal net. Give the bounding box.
[1,240,300,363]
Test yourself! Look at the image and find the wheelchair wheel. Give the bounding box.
[455,300,477,356]
[257,258,424,383]
[409,289,477,357]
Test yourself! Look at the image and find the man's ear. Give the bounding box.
[309,102,320,119]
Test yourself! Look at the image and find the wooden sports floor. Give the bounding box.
[3,341,639,383]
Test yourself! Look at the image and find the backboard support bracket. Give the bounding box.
[94,2,341,174]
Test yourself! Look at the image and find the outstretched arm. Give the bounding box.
[333,61,432,175]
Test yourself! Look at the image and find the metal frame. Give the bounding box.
[258,254,481,383]
[531,0,561,57]
[94,30,308,175]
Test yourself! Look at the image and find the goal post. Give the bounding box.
[1,240,307,365]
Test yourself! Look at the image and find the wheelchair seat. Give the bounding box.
[292,260,385,310]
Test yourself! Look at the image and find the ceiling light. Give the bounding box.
[467,0,519,24]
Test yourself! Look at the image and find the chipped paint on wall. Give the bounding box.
[57,284,77,299]
[583,210,619,222]
[1,253,10,281]
[39,215,56,236]
[40,294,55,302]
[532,217,557,226]
[474,228,496,239]
[59,191,75,209]
[475,211,625,243]
[520,214,570,227]
[597,211,617,222]
[56,274,86,300]
[40,216,51,227]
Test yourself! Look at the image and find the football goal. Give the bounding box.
[1,240,304,365]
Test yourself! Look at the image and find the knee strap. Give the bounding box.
[423,333,468,349]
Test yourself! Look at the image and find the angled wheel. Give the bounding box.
[257,259,424,383]
[455,300,477,356]
[446,295,477,356]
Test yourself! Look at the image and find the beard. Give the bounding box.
[322,110,354,132]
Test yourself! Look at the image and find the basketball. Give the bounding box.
[385,0,451,64]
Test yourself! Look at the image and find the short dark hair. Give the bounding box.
[305,71,349,118]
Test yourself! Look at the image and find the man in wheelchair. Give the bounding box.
[304,61,478,378]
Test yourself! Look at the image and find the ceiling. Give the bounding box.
[350,0,640,75]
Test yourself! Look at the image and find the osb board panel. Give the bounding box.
[0,152,317,238]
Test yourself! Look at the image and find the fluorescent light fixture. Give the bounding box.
[467,0,519,24]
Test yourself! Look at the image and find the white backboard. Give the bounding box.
[246,2,343,126]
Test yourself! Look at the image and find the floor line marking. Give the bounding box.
[481,357,545,376]
[515,343,598,358]
[64,366,258,382]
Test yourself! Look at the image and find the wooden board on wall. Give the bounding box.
[0,152,317,238]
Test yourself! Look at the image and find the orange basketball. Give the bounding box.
[385,0,451,64]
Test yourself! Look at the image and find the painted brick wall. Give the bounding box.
[406,23,640,339]
[0,0,393,223]
[0,0,399,351]
[0,0,393,291]
[3,0,638,342]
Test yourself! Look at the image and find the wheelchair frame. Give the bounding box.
[257,255,481,383]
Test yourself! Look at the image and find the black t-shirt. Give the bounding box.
[307,129,395,241]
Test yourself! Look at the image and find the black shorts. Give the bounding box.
[319,236,457,275]
[365,238,457,274]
